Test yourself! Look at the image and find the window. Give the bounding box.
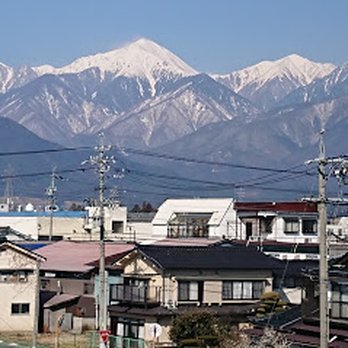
[112,221,123,233]
[302,219,318,234]
[261,217,274,234]
[167,213,211,238]
[284,218,299,233]
[11,303,30,315]
[116,318,145,339]
[222,281,264,300]
[332,284,348,319]
[178,281,198,301]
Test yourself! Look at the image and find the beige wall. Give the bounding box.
[170,269,273,305]
[38,216,88,240]
[41,276,94,295]
[0,248,39,331]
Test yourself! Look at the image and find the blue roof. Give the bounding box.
[17,242,50,251]
[0,211,87,218]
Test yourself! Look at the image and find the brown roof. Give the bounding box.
[235,202,317,213]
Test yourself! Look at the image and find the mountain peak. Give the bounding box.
[33,38,197,80]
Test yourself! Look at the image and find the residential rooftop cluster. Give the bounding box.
[0,197,348,347]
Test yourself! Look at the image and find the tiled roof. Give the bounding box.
[137,244,282,270]
[38,240,134,272]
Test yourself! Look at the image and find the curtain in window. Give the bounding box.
[222,282,233,300]
[243,281,253,299]
[233,281,242,299]
[189,282,198,300]
[253,281,264,299]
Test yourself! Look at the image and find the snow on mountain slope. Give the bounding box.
[0,62,38,93]
[99,74,258,148]
[213,54,335,110]
[277,62,348,107]
[33,38,197,96]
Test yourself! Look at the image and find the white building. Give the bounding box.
[152,198,236,239]
[234,202,319,244]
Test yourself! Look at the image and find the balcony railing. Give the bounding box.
[110,284,161,306]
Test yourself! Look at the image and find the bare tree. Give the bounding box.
[220,327,291,348]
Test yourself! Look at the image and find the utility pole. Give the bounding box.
[318,130,329,348]
[305,130,348,348]
[32,259,40,348]
[84,133,114,347]
[46,167,57,241]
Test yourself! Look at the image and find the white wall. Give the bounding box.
[0,216,38,239]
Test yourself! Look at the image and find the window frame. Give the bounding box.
[284,217,300,233]
[302,218,318,234]
[178,281,199,301]
[11,303,30,315]
[222,280,264,300]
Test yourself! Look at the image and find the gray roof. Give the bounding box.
[137,244,283,271]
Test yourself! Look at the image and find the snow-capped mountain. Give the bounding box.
[33,38,197,96]
[0,62,38,93]
[100,74,258,148]
[213,54,335,110]
[277,62,348,107]
[0,39,258,146]
[1,38,348,202]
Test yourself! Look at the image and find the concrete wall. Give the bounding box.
[0,216,38,239]
[38,216,87,240]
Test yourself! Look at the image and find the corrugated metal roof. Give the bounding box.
[44,293,80,308]
[37,240,134,272]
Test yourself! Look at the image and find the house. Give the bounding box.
[0,241,45,331]
[234,202,318,244]
[36,240,134,333]
[264,250,348,347]
[152,198,236,239]
[108,242,282,345]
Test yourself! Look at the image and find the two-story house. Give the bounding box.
[108,243,282,345]
[0,241,45,331]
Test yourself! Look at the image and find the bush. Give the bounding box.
[169,310,219,344]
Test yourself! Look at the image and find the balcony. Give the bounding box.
[110,284,161,306]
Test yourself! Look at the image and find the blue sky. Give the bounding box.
[1,0,347,73]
